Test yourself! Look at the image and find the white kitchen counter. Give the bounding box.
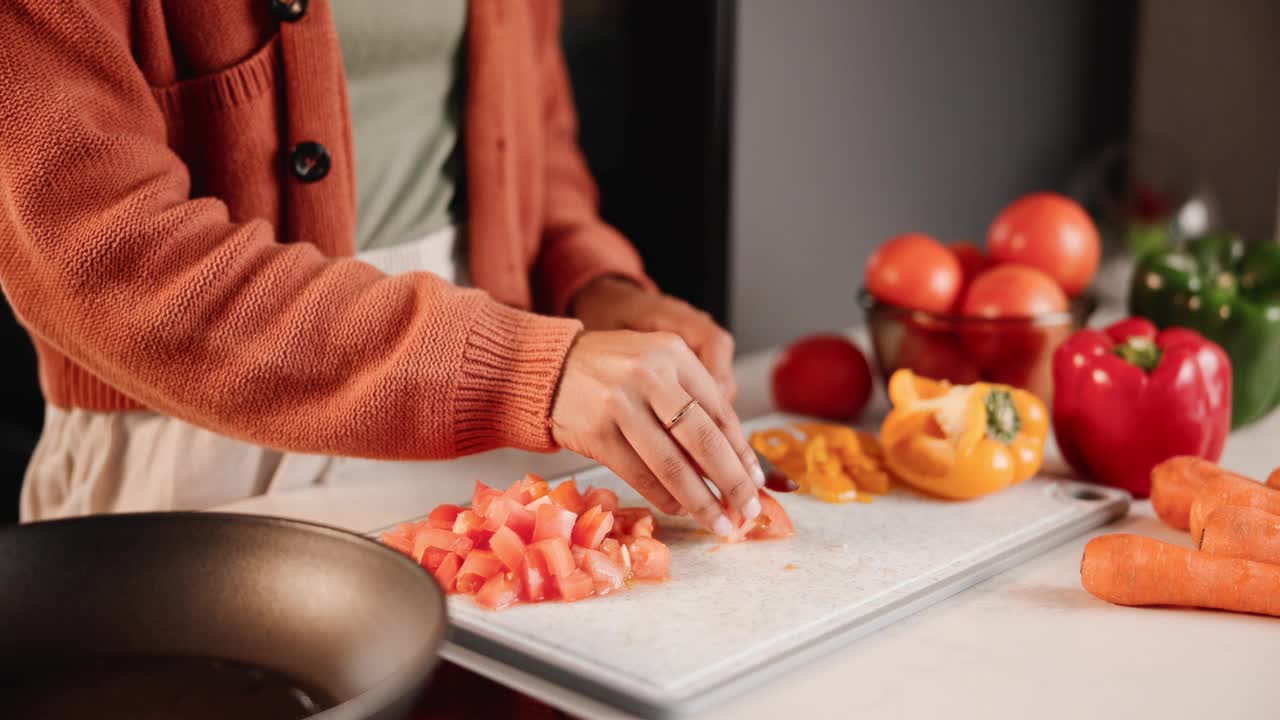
[216,334,1280,719]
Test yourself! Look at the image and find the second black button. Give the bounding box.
[269,0,308,23]
[289,141,331,183]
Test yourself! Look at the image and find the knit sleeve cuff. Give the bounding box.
[452,299,584,455]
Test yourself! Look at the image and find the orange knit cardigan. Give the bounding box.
[0,0,654,459]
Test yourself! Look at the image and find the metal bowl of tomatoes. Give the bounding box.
[860,194,1102,405]
[860,289,1096,405]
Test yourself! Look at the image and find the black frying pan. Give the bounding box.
[0,512,446,719]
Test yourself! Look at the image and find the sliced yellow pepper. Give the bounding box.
[750,422,893,503]
[803,435,859,503]
[879,369,1048,500]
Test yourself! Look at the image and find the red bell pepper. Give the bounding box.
[1051,317,1231,498]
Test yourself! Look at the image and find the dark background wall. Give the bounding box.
[561,0,735,322]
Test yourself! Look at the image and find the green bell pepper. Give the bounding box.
[1129,233,1280,427]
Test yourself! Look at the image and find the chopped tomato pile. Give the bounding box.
[381,474,794,610]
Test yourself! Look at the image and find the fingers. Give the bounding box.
[550,328,756,534]
[696,324,737,399]
[615,401,735,536]
[666,341,766,493]
[594,425,683,515]
[720,373,739,405]
[634,338,763,528]
[659,395,762,527]
[676,309,737,400]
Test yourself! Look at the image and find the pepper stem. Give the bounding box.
[1114,336,1163,372]
[984,389,1021,445]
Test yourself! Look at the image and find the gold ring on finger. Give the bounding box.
[663,398,699,431]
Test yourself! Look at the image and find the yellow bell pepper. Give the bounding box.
[879,369,1048,500]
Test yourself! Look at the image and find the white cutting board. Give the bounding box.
[376,413,1128,718]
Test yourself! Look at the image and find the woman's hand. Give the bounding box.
[550,330,766,535]
[572,277,738,401]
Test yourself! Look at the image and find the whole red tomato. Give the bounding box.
[865,233,962,314]
[987,192,1100,296]
[772,335,872,420]
[949,240,993,313]
[961,265,1070,376]
[950,240,992,284]
[961,264,1068,318]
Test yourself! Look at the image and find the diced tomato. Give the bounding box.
[550,481,586,514]
[473,481,503,517]
[452,510,492,546]
[452,511,481,535]
[389,521,425,541]
[722,490,796,543]
[632,516,655,539]
[482,498,510,532]
[419,547,449,572]
[413,528,474,561]
[611,508,658,538]
[413,528,461,551]
[555,569,595,603]
[627,537,671,581]
[530,537,575,578]
[475,571,522,611]
[456,550,503,594]
[748,491,795,540]
[387,471,742,607]
[620,543,633,576]
[433,552,461,593]
[580,549,626,596]
[482,497,534,541]
[522,548,550,602]
[572,506,615,550]
[505,506,536,542]
[533,503,578,542]
[490,526,528,573]
[380,531,415,557]
[600,538,633,577]
[427,504,462,530]
[582,487,620,513]
[524,495,553,512]
[627,512,655,535]
[503,473,551,505]
[484,496,534,535]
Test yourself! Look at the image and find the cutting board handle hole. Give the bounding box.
[1068,487,1107,501]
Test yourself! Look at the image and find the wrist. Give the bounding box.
[570,275,643,320]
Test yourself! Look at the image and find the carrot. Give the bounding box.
[1268,467,1280,490]
[1200,505,1280,565]
[1081,533,1280,616]
[1189,480,1280,547]
[1149,457,1258,531]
